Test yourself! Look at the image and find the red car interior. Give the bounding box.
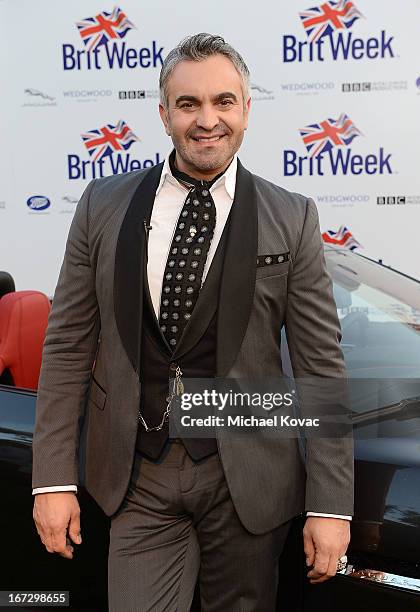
[0,290,50,390]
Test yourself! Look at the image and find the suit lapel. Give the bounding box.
[174,159,258,361]
[114,162,164,373]
[216,160,258,377]
[114,158,258,376]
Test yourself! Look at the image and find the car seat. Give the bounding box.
[0,291,51,389]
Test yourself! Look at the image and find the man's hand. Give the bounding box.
[303,517,350,584]
[33,492,82,559]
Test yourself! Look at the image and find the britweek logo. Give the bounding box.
[283,113,393,176]
[322,225,361,250]
[282,0,395,63]
[67,119,161,180]
[62,6,164,71]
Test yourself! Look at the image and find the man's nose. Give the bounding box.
[196,104,219,131]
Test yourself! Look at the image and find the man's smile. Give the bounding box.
[190,134,228,146]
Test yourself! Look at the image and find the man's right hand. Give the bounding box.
[33,492,82,559]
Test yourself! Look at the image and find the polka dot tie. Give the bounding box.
[159,181,216,350]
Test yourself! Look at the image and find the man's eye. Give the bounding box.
[180,103,194,109]
[219,99,233,106]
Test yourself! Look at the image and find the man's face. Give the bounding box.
[159,54,251,179]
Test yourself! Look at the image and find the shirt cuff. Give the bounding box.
[307,512,352,520]
[32,485,78,495]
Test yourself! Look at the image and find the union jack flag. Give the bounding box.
[299,113,362,158]
[82,120,140,161]
[300,1,364,43]
[76,6,135,52]
[322,226,361,250]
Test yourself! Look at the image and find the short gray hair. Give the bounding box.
[159,33,250,108]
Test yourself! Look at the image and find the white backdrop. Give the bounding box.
[1,0,419,295]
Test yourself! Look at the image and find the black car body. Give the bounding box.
[1,245,419,611]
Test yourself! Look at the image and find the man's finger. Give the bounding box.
[68,511,82,545]
[61,536,75,559]
[42,531,55,554]
[326,554,340,579]
[310,553,339,584]
[51,529,73,559]
[307,550,330,582]
[303,530,315,567]
[36,525,55,554]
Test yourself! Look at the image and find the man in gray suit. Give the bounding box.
[32,33,353,611]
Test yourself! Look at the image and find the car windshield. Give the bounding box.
[333,277,420,378]
[326,249,420,427]
[325,248,420,376]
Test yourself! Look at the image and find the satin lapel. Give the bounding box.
[216,160,258,377]
[114,162,164,373]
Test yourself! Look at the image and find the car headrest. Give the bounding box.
[0,271,15,299]
[0,291,51,390]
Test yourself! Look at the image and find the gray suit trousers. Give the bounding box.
[108,440,291,612]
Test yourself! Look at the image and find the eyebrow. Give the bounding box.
[174,91,239,105]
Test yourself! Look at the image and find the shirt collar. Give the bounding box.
[156,149,237,200]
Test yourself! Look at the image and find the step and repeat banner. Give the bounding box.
[0,0,419,295]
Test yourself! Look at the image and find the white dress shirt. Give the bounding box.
[147,151,237,318]
[32,151,351,521]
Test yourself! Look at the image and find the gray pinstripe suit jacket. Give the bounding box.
[32,160,353,534]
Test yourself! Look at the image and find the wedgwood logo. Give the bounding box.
[63,89,112,102]
[280,81,335,95]
[316,194,370,206]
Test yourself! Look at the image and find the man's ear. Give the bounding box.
[159,103,171,136]
[243,96,251,130]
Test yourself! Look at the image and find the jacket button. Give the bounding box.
[170,362,177,371]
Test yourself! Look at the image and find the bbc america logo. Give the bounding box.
[119,90,145,99]
[377,195,420,205]
[377,196,406,205]
[342,82,371,92]
[118,89,159,100]
[343,81,407,93]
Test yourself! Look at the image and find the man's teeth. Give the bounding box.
[195,136,222,142]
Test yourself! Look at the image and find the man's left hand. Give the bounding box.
[303,517,350,584]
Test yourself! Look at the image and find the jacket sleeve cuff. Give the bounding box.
[32,485,78,495]
[307,512,352,521]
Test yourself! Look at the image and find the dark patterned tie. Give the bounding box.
[158,154,225,350]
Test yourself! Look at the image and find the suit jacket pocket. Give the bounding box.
[256,261,290,280]
[88,376,107,411]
